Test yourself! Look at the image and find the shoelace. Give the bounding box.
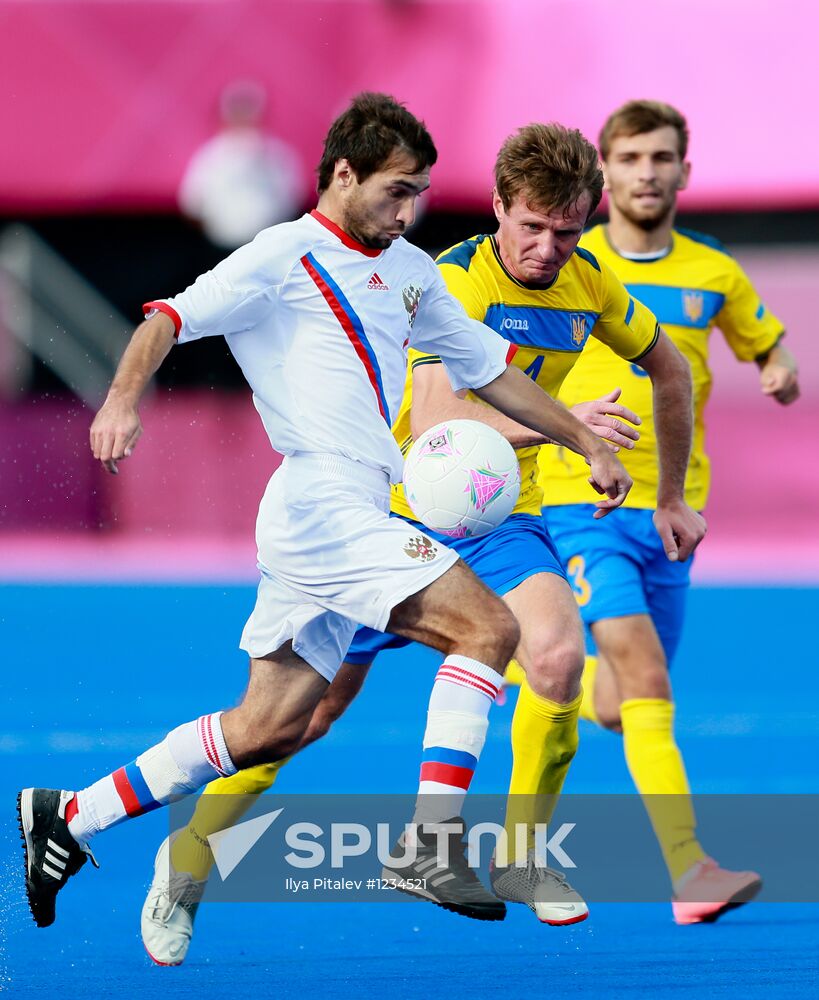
[526,855,574,894]
[150,873,204,922]
[80,843,100,870]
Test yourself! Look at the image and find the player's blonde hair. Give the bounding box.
[599,100,689,160]
[494,123,603,218]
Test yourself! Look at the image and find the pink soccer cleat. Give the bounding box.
[672,857,762,925]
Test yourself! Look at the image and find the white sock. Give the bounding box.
[413,655,501,830]
[66,712,236,843]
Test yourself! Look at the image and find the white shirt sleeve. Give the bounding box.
[160,226,299,343]
[410,261,510,391]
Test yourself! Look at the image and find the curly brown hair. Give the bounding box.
[494,123,603,218]
[316,93,437,193]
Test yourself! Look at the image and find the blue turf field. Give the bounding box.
[2,582,818,997]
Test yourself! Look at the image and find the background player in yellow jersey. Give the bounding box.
[141,123,702,963]
[538,100,800,925]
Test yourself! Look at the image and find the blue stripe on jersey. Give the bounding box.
[422,746,479,770]
[124,761,161,812]
[755,302,766,320]
[483,305,599,351]
[436,234,490,271]
[304,252,391,424]
[675,227,731,256]
[624,297,635,326]
[574,246,601,271]
[625,284,725,329]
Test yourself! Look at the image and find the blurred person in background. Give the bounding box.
[534,99,799,925]
[178,79,307,252]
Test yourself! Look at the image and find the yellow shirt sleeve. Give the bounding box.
[716,259,785,361]
[437,262,489,322]
[592,260,659,361]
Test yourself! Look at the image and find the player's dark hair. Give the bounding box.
[599,100,689,160]
[494,123,603,218]
[316,93,437,192]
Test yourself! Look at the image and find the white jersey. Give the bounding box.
[147,211,511,482]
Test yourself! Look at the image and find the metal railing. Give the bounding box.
[0,224,132,407]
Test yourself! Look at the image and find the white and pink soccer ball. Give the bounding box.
[402,419,521,538]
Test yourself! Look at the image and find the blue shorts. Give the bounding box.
[346,513,566,665]
[543,505,693,665]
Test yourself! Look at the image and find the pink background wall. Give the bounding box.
[0,0,815,579]
[1,0,817,212]
[1,246,816,581]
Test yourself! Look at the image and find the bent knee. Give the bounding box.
[525,638,584,685]
[301,706,337,746]
[454,600,519,668]
[235,724,306,769]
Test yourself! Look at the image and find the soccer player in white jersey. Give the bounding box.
[18,93,633,931]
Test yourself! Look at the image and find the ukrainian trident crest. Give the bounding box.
[682,290,704,324]
[570,313,587,346]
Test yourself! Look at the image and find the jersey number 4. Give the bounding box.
[523,356,545,381]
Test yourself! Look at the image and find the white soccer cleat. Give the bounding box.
[141,835,207,966]
[491,850,589,925]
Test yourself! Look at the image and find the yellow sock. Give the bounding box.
[578,655,599,724]
[620,698,706,883]
[171,761,287,880]
[503,681,581,861]
[504,658,526,687]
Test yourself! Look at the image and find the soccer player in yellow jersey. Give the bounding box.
[141,123,702,962]
[538,100,800,925]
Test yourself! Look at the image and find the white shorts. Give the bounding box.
[239,453,459,681]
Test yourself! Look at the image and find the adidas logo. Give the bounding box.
[42,838,70,881]
[367,272,389,291]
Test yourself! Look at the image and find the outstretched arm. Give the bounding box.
[473,365,633,518]
[411,362,640,452]
[89,312,177,474]
[410,358,549,447]
[636,329,706,561]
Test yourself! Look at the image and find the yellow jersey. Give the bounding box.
[390,233,658,519]
[539,225,785,510]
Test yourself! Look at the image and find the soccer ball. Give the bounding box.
[402,419,521,538]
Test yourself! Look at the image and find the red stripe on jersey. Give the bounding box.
[143,301,182,338]
[420,761,474,790]
[310,210,382,258]
[506,343,518,364]
[112,767,142,817]
[301,255,388,421]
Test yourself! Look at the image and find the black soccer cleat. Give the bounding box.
[17,788,97,927]
[382,816,506,922]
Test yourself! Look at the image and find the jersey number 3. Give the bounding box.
[567,555,592,607]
